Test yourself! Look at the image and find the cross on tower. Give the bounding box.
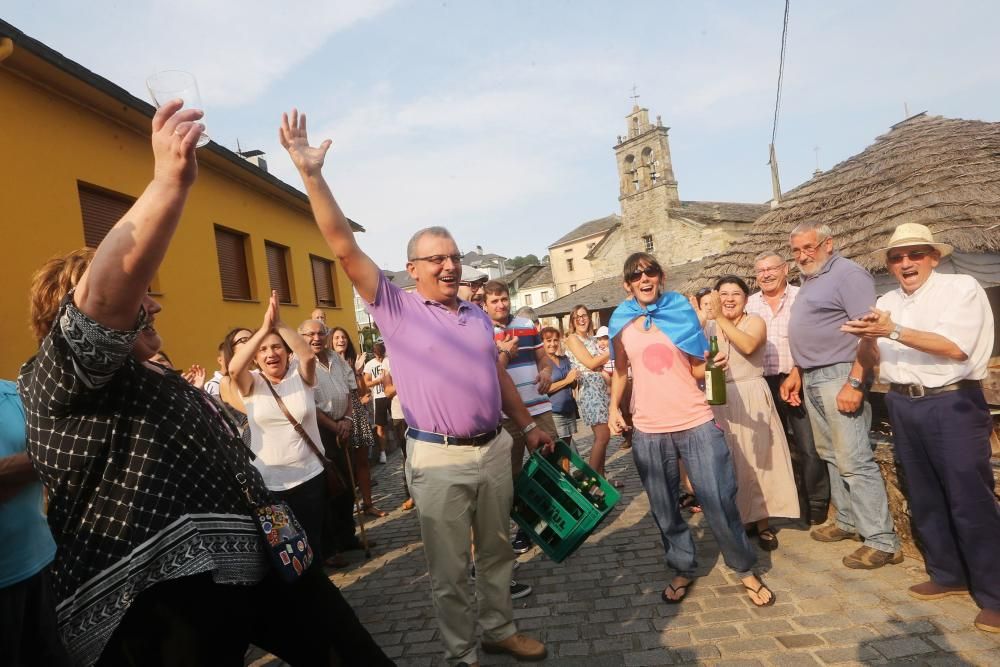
[630,85,640,106]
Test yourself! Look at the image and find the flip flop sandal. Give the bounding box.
[745,580,777,607]
[661,580,693,604]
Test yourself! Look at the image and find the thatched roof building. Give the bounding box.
[682,113,1000,294]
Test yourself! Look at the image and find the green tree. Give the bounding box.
[507,254,540,270]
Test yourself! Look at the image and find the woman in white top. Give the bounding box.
[229,291,327,549]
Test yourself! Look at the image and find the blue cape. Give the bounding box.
[607,291,708,360]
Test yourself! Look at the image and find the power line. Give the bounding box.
[771,0,790,147]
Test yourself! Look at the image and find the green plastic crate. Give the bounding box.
[511,440,621,563]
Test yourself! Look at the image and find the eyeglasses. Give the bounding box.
[409,254,462,266]
[300,331,327,338]
[756,263,785,274]
[232,336,250,346]
[791,238,830,257]
[887,249,932,264]
[574,313,590,320]
[626,266,662,283]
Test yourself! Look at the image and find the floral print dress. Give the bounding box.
[566,333,610,426]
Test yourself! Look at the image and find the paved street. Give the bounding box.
[248,433,1000,666]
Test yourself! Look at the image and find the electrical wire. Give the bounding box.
[771,0,790,147]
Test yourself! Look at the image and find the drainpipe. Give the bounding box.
[0,38,14,63]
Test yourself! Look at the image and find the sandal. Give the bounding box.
[758,528,778,552]
[679,493,701,513]
[661,579,693,604]
[745,579,776,607]
[363,505,387,518]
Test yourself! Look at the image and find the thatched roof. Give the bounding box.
[682,113,1000,293]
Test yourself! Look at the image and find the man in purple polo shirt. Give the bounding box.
[279,109,552,666]
[781,221,901,570]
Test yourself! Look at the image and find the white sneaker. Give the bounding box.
[379,450,387,464]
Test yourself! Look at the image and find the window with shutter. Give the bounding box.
[214,226,252,300]
[78,183,135,248]
[311,255,337,307]
[265,241,293,304]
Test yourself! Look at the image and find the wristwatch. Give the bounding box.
[888,324,902,341]
[522,422,538,435]
[846,376,863,390]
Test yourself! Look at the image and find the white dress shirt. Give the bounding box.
[875,272,993,387]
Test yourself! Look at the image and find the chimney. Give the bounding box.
[476,245,484,255]
[240,149,268,173]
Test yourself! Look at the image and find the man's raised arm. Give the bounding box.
[280,109,380,303]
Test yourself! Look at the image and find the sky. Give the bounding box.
[4,1,1000,268]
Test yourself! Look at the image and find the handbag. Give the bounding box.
[349,389,376,451]
[264,380,348,498]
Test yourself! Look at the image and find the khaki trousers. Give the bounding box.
[405,429,517,665]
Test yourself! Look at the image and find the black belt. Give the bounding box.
[889,379,981,398]
[405,425,503,446]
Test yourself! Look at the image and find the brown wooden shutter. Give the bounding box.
[311,255,337,307]
[78,184,135,248]
[214,227,252,300]
[265,242,292,303]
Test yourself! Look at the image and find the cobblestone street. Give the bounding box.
[248,433,1000,666]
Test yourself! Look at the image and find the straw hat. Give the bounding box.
[877,223,953,261]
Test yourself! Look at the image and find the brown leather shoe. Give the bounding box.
[810,523,861,543]
[481,633,547,661]
[908,581,968,600]
[842,545,903,569]
[974,608,1000,633]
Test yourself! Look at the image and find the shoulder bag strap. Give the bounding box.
[264,379,330,466]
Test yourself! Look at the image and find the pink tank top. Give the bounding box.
[622,320,714,433]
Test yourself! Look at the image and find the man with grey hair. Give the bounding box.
[745,251,829,525]
[280,110,552,665]
[782,221,901,569]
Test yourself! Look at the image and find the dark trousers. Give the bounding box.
[319,426,359,555]
[274,470,329,559]
[0,567,72,667]
[766,374,830,519]
[97,567,394,666]
[886,386,1000,611]
[393,419,410,497]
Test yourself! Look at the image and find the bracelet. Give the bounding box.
[522,421,537,435]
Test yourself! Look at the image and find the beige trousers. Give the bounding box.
[405,430,517,665]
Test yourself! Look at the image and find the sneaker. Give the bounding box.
[510,580,532,599]
[511,530,532,554]
[810,523,861,543]
[379,450,387,464]
[908,581,968,601]
[482,632,546,660]
[842,545,904,569]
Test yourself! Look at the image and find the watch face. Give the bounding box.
[889,331,900,340]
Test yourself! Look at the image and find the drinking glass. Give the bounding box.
[145,70,210,147]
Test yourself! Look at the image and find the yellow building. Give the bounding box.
[0,20,361,379]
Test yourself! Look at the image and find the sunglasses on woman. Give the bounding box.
[627,266,662,283]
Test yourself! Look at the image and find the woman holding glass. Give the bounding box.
[699,276,799,550]
[564,304,619,484]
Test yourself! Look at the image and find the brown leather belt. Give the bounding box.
[888,379,981,398]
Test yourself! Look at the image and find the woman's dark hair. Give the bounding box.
[220,326,252,372]
[331,326,358,366]
[622,252,664,285]
[570,304,594,336]
[714,275,750,296]
[694,287,713,299]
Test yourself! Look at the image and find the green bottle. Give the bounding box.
[705,335,727,405]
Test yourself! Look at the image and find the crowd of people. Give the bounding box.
[1,102,997,667]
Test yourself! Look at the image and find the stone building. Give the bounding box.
[548,214,620,298]
[585,105,768,278]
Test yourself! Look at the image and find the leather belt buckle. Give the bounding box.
[907,384,926,398]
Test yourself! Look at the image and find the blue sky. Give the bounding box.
[5,1,999,268]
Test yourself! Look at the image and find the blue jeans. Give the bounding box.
[802,362,899,553]
[632,421,757,578]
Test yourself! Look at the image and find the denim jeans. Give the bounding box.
[632,421,757,578]
[802,362,899,553]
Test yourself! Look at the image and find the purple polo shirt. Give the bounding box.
[367,271,501,436]
[789,252,875,369]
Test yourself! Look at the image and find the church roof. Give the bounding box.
[549,214,621,248]
[671,200,770,226]
[681,113,1000,292]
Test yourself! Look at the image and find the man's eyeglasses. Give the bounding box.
[756,263,785,275]
[409,254,462,266]
[232,336,250,346]
[887,249,932,264]
[626,266,662,283]
[300,331,327,338]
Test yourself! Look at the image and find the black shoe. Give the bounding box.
[809,508,829,525]
[512,530,532,554]
[510,579,532,599]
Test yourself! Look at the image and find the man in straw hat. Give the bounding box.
[843,222,999,634]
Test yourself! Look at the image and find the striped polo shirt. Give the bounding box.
[495,315,551,416]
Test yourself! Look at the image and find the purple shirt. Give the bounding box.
[367,271,501,436]
[789,252,875,369]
